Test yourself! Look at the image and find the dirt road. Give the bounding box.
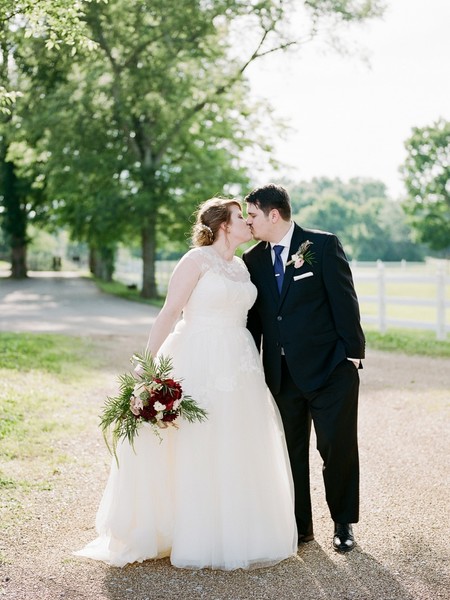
[0,271,159,337]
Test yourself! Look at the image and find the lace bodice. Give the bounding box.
[185,245,250,283]
[178,246,257,328]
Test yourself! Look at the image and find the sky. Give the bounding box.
[245,0,450,198]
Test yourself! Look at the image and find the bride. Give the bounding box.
[74,197,297,570]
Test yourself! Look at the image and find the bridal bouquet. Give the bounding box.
[100,351,207,461]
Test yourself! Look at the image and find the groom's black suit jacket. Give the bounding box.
[243,224,365,395]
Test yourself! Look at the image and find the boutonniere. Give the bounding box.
[286,240,315,269]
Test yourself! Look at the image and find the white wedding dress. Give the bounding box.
[75,246,297,570]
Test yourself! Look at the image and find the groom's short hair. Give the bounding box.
[245,183,291,221]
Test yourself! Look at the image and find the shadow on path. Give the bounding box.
[100,544,416,600]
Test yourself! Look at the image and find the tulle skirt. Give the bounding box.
[74,319,297,569]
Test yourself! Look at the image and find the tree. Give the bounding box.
[1,0,385,286]
[0,23,75,277]
[0,0,100,277]
[290,177,425,261]
[0,143,43,278]
[50,0,385,296]
[402,119,450,254]
[0,0,99,112]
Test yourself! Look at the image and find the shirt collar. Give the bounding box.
[271,222,295,250]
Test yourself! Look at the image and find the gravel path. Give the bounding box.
[1,274,449,599]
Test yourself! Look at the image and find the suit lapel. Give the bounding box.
[257,242,279,304]
[279,225,306,305]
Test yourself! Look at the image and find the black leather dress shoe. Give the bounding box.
[298,533,314,544]
[332,523,355,552]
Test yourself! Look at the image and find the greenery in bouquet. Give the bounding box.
[100,351,207,462]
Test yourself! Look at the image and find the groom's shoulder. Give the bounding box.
[300,226,337,244]
[300,224,333,238]
[243,240,265,260]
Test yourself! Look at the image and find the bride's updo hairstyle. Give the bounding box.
[191,197,242,247]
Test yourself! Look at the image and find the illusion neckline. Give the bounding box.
[209,245,235,263]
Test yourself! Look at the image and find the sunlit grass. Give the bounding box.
[0,373,79,459]
[0,333,112,529]
[0,333,97,448]
[0,334,102,449]
[365,329,450,357]
[0,332,97,374]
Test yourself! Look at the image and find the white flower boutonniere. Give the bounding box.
[286,240,315,269]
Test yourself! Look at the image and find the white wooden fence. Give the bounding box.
[351,260,450,341]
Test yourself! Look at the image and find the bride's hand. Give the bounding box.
[133,363,145,378]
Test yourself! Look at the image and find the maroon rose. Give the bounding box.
[151,388,168,403]
[139,404,157,421]
[166,379,183,400]
[151,379,182,405]
[162,411,179,423]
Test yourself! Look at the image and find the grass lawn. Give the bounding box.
[0,334,107,504]
[364,328,450,357]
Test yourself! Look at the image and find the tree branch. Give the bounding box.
[153,28,310,164]
[84,9,147,162]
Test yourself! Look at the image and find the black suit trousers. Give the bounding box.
[275,357,360,535]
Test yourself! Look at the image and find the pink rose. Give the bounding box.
[130,394,144,416]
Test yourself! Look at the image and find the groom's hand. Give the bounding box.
[347,358,360,368]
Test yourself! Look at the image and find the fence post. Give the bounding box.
[436,265,446,341]
[377,260,386,334]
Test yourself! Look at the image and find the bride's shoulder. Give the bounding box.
[185,246,214,260]
[233,255,248,270]
[233,254,245,265]
[181,246,213,272]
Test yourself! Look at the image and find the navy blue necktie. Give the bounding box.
[273,245,284,293]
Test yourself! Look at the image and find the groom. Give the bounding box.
[243,183,365,552]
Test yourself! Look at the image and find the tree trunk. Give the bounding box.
[10,241,28,279]
[1,159,29,279]
[89,245,115,281]
[141,220,158,298]
[88,246,96,276]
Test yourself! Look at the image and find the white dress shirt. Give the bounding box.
[270,222,295,268]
